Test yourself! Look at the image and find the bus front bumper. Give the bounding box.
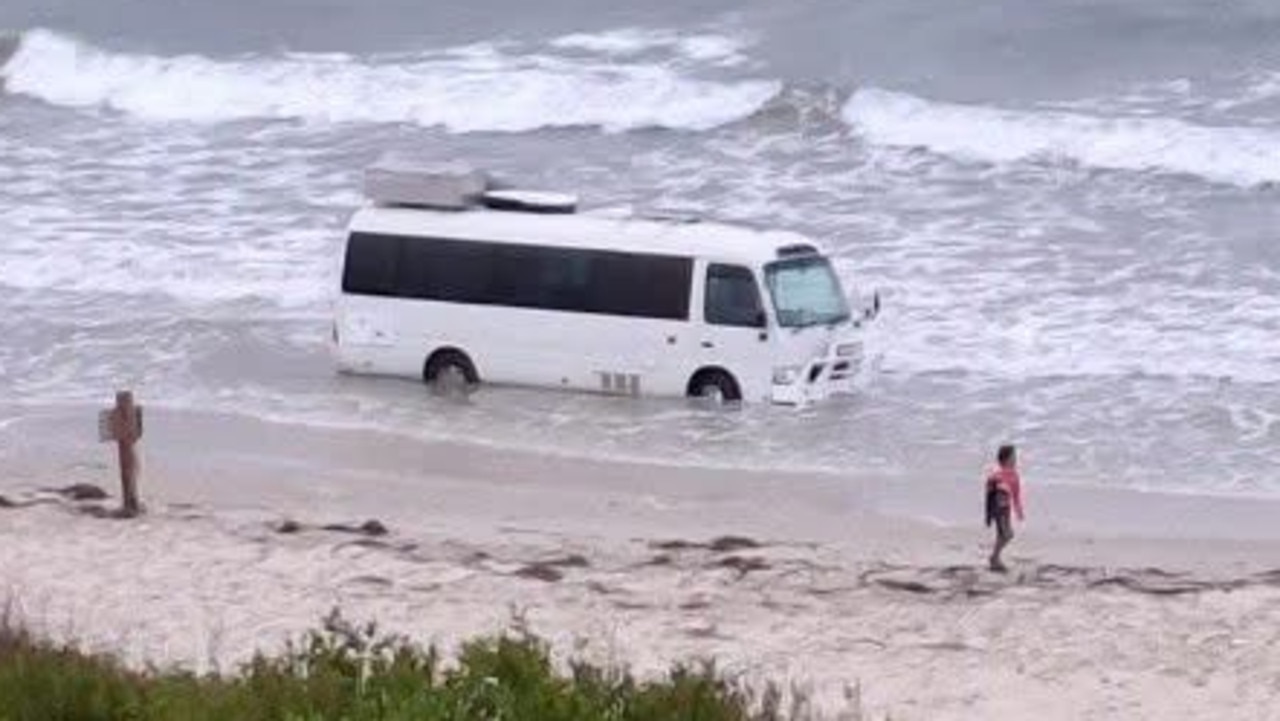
[769,345,862,405]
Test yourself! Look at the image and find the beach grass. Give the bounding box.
[0,608,838,721]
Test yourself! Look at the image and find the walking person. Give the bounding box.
[984,444,1024,572]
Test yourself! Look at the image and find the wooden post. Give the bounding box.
[116,391,141,516]
[99,391,143,517]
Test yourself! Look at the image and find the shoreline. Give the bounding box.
[4,401,1280,548]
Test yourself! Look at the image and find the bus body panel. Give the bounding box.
[338,295,698,396]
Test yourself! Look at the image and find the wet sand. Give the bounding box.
[2,404,1279,719]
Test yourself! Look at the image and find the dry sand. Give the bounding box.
[2,405,1280,720]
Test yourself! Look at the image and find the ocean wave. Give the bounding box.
[0,31,18,66]
[549,27,750,66]
[843,87,1280,187]
[1218,71,1280,111]
[742,83,850,133]
[0,28,777,132]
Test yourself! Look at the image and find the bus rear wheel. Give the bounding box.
[688,369,741,404]
[424,349,479,395]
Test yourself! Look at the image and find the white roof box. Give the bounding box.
[481,189,577,214]
[363,156,488,210]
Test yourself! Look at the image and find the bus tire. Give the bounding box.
[424,349,479,393]
[687,369,741,404]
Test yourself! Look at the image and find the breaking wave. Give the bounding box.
[0,28,778,132]
[548,27,751,66]
[7,28,1280,188]
[843,87,1280,187]
[0,31,19,68]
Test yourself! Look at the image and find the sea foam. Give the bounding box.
[843,87,1280,187]
[2,28,777,132]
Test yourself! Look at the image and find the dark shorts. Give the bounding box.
[986,487,1014,542]
[993,502,1013,542]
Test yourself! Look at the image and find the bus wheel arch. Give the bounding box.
[423,347,480,390]
[686,367,742,403]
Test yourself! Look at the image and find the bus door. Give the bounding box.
[698,261,770,377]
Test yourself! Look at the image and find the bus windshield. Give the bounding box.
[764,256,850,328]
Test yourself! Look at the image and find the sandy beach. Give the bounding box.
[2,404,1280,720]
[5,0,1280,717]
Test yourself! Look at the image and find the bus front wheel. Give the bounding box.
[687,369,741,404]
[424,349,479,394]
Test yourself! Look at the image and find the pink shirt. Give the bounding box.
[987,466,1025,521]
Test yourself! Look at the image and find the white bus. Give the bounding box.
[333,162,878,404]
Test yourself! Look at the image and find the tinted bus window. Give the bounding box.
[343,232,692,320]
[401,238,493,303]
[705,264,764,327]
[341,233,399,296]
[589,250,691,319]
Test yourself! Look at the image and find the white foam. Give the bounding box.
[548,27,749,65]
[843,87,1280,187]
[550,28,682,54]
[1218,71,1280,112]
[3,28,776,132]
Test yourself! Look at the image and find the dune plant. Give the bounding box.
[0,608,853,721]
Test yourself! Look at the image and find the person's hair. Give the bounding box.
[997,444,1017,465]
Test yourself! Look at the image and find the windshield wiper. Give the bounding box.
[798,312,850,328]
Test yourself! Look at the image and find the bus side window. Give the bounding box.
[539,250,591,311]
[704,264,765,328]
[342,233,400,296]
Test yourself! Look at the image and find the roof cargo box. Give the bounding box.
[363,157,488,210]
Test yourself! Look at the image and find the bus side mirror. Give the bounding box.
[863,291,881,320]
[753,310,767,328]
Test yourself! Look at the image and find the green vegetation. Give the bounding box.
[0,609,840,721]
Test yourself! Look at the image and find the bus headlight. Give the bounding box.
[772,365,801,385]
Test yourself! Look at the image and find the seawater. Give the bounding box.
[1,0,1277,496]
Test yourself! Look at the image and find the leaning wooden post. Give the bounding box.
[99,390,143,517]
